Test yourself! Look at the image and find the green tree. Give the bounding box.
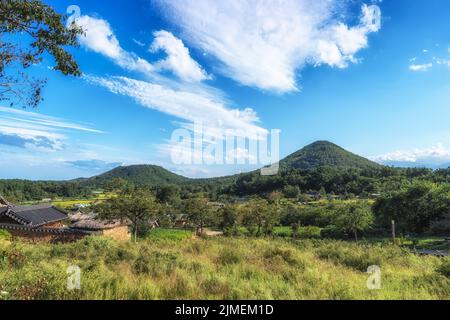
[219,205,240,230]
[0,0,83,107]
[156,184,180,204]
[282,185,300,199]
[243,198,279,236]
[105,178,131,194]
[291,222,300,239]
[184,197,212,235]
[95,188,160,243]
[373,182,450,233]
[334,202,374,241]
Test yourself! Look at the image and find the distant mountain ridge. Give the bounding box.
[81,141,384,187]
[381,161,450,170]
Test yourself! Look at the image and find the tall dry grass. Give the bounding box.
[0,232,448,300]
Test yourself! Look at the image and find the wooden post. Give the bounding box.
[392,220,396,244]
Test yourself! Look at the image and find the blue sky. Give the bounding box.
[1,0,450,180]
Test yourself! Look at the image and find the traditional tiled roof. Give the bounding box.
[0,196,10,206]
[0,223,93,235]
[1,204,68,227]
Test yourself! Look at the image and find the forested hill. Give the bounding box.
[281,141,382,170]
[1,141,449,202]
[78,165,190,187]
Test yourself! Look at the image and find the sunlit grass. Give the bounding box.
[0,234,448,300]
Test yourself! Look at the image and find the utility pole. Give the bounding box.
[392,220,396,244]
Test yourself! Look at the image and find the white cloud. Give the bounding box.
[372,143,450,164]
[409,63,433,72]
[133,38,146,47]
[76,15,154,75]
[150,30,210,82]
[433,57,450,67]
[77,14,271,176]
[76,16,210,83]
[86,75,267,137]
[155,0,381,92]
[0,107,103,134]
[0,106,102,151]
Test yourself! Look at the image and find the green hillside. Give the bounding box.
[281,141,382,171]
[85,165,190,187]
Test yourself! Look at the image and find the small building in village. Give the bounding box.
[174,214,189,229]
[69,211,131,241]
[0,198,89,243]
[0,196,131,243]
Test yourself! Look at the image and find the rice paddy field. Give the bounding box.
[0,229,449,300]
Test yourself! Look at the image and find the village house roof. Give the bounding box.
[1,204,68,227]
[69,211,130,231]
[0,196,10,206]
[70,218,129,231]
[68,211,97,223]
[0,223,91,235]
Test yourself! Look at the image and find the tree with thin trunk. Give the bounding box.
[95,188,160,243]
[184,197,212,236]
[0,0,83,107]
[242,198,279,236]
[335,202,374,241]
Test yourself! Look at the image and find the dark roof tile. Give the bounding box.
[8,205,68,227]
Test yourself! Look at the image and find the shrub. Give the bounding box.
[223,227,243,237]
[264,247,300,266]
[273,229,291,238]
[216,248,242,265]
[429,218,450,236]
[438,259,450,278]
[298,226,322,239]
[321,225,349,239]
[316,243,384,272]
[0,230,11,241]
[146,228,193,241]
[133,248,178,277]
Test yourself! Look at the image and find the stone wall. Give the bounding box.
[4,228,88,244]
[102,226,131,242]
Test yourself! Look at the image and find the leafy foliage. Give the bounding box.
[373,182,450,233]
[183,197,213,235]
[0,0,83,107]
[95,188,160,242]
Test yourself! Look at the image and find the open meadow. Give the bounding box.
[0,229,449,300]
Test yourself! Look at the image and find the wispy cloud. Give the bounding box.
[409,63,433,72]
[86,75,267,137]
[0,133,57,150]
[155,0,381,92]
[0,107,103,133]
[64,159,122,172]
[77,13,270,177]
[0,107,102,150]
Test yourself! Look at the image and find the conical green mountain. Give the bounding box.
[280,141,382,170]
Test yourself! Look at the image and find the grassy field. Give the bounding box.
[0,230,449,300]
